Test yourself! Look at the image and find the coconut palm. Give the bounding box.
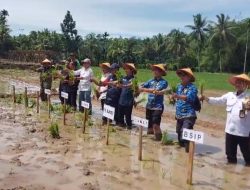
[186,13,209,72]
[210,13,236,72]
[167,29,188,69]
[243,18,250,73]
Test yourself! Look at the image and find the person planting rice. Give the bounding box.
[100,63,121,125]
[58,61,79,110]
[36,58,53,101]
[201,74,250,166]
[74,58,94,114]
[173,68,199,152]
[139,64,168,141]
[96,62,111,110]
[117,63,137,130]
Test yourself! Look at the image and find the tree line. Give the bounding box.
[0,10,250,73]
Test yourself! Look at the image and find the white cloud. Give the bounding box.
[1,0,250,37]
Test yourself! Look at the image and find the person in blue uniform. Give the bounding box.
[139,64,168,141]
[172,68,198,152]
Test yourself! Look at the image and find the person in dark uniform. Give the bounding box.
[59,61,79,110]
[102,63,121,125]
[36,59,53,101]
[117,63,137,129]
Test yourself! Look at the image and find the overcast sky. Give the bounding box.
[1,0,250,38]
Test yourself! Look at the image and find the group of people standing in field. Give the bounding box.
[37,55,250,166]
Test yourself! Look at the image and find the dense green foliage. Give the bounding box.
[0,10,250,73]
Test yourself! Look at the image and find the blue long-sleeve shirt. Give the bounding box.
[142,78,168,110]
[175,83,197,119]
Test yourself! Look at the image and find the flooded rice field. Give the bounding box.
[0,69,250,190]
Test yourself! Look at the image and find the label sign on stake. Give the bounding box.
[182,129,204,144]
[103,104,115,120]
[132,116,148,128]
[81,101,90,109]
[44,89,51,95]
[132,116,149,161]
[182,129,204,185]
[61,92,68,99]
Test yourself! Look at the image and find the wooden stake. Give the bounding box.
[36,91,39,113]
[187,141,195,185]
[106,119,110,145]
[48,94,51,118]
[12,85,16,103]
[82,108,87,133]
[63,98,66,125]
[138,126,143,161]
[24,87,28,108]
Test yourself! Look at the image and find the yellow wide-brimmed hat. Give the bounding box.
[99,62,111,69]
[41,58,51,65]
[123,63,137,74]
[176,68,195,82]
[229,74,250,86]
[150,64,167,76]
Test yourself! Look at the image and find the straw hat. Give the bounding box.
[123,63,137,74]
[81,58,91,64]
[99,62,111,69]
[176,68,195,82]
[41,58,51,65]
[229,74,250,86]
[150,64,167,76]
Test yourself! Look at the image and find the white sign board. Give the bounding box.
[182,129,204,144]
[103,104,115,120]
[61,92,68,99]
[132,116,148,128]
[44,89,51,95]
[81,101,90,109]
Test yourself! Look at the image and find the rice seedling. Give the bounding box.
[68,70,75,84]
[16,94,23,104]
[132,76,140,97]
[48,122,60,139]
[166,83,178,106]
[116,70,122,83]
[28,98,36,108]
[161,130,174,145]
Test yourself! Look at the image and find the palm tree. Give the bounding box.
[186,13,209,72]
[167,29,188,69]
[210,13,236,72]
[107,38,125,64]
[243,18,250,73]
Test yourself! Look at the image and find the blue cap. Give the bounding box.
[110,63,120,70]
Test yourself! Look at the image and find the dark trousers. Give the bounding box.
[118,105,133,127]
[226,133,250,164]
[146,109,163,128]
[40,81,52,102]
[101,99,105,110]
[67,90,77,110]
[176,117,196,151]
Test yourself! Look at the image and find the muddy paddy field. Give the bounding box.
[0,69,250,190]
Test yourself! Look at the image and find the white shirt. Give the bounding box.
[208,91,250,137]
[99,73,111,100]
[74,67,94,91]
